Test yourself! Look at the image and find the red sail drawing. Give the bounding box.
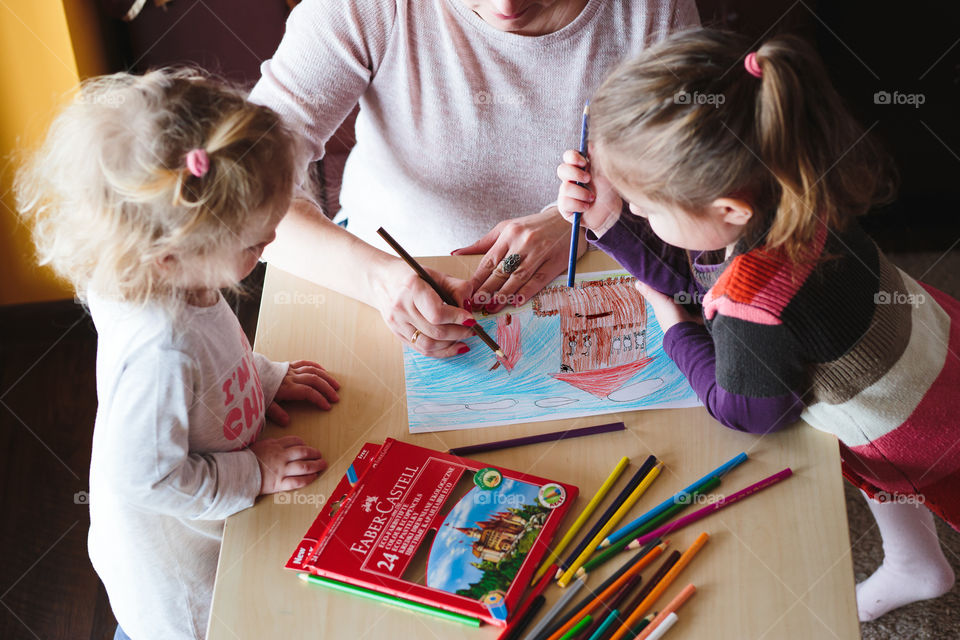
[494,314,522,371]
[533,277,654,398]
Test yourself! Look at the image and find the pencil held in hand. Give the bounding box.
[376,227,504,358]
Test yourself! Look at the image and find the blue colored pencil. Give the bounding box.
[566,101,590,288]
[601,452,748,548]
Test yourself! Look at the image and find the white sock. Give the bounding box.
[856,490,955,622]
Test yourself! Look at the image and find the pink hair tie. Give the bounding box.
[744,52,762,78]
[185,148,209,177]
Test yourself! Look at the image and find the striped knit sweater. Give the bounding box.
[591,213,960,528]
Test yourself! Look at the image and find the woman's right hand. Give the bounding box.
[374,260,476,358]
[557,149,623,236]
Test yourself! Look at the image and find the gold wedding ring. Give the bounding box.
[410,329,422,344]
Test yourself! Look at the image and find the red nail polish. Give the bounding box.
[462,299,473,311]
[463,319,477,327]
[457,346,470,355]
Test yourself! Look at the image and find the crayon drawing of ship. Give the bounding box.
[532,277,654,398]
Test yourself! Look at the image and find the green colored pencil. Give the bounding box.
[578,475,721,576]
[559,614,593,640]
[297,573,481,627]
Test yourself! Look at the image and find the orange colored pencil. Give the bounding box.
[607,533,709,640]
[634,583,696,640]
[543,541,666,640]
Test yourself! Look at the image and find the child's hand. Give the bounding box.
[250,435,326,494]
[634,281,703,331]
[557,150,623,236]
[266,360,341,425]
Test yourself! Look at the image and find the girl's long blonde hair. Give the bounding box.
[592,30,896,260]
[15,68,298,310]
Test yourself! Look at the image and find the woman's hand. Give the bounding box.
[374,261,476,358]
[266,360,341,425]
[250,435,326,494]
[557,149,623,236]
[453,207,586,313]
[633,281,703,331]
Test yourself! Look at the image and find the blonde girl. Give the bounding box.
[557,30,958,622]
[16,69,340,640]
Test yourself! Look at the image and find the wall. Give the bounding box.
[0,2,108,305]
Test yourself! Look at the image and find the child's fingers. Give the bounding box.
[558,195,592,219]
[559,181,595,204]
[291,374,340,402]
[285,457,327,477]
[562,149,588,167]
[291,359,325,371]
[266,402,290,425]
[292,365,341,390]
[277,473,321,492]
[557,162,590,184]
[284,444,323,461]
[284,382,333,410]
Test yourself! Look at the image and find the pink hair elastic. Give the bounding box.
[744,52,762,78]
[185,148,209,177]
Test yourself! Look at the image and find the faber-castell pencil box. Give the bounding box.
[285,438,578,626]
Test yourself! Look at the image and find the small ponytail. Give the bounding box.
[752,36,894,256]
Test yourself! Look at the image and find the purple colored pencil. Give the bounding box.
[447,422,625,457]
[630,468,793,549]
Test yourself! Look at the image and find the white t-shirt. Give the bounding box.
[250,0,699,254]
[86,292,287,640]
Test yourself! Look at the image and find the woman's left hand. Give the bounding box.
[452,207,586,313]
[266,360,341,425]
[633,281,703,331]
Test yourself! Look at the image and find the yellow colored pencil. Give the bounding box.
[557,462,664,587]
[531,456,630,586]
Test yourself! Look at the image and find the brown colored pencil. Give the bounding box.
[377,227,504,357]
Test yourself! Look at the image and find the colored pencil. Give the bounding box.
[619,550,681,619]
[608,533,709,640]
[567,101,590,288]
[376,226,504,358]
[559,615,592,640]
[643,612,678,640]
[557,455,658,578]
[542,542,666,640]
[628,468,793,550]
[634,584,694,640]
[534,539,663,640]
[297,573,480,627]
[522,575,588,640]
[601,452,748,548]
[558,461,664,587]
[531,455,630,586]
[578,568,644,640]
[580,476,721,576]
[451,422,627,458]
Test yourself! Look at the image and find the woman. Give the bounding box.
[251,0,698,357]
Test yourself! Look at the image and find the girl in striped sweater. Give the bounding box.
[557,29,958,621]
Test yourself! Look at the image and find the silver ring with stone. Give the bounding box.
[500,253,522,274]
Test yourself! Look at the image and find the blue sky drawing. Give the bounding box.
[426,478,540,594]
[403,270,700,432]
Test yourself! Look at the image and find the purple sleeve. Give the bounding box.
[662,322,804,434]
[588,214,701,299]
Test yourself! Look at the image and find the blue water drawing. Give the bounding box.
[403,270,700,432]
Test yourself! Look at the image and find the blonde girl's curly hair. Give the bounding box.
[591,30,896,261]
[15,68,298,309]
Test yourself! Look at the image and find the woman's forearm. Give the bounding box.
[264,198,397,310]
